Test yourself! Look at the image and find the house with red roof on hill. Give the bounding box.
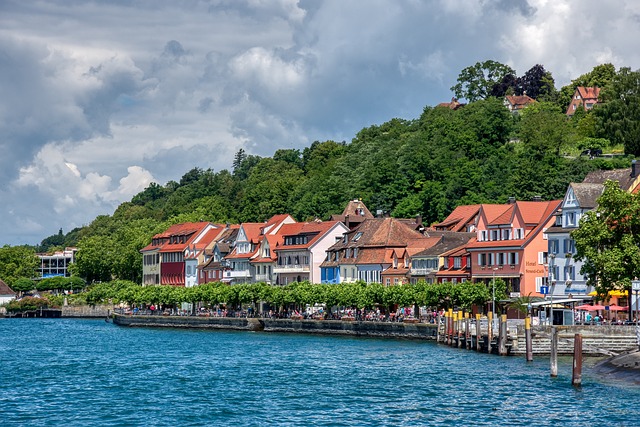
[273,220,348,285]
[432,204,481,232]
[330,199,375,230]
[140,222,221,286]
[566,86,600,116]
[465,199,562,299]
[504,94,536,114]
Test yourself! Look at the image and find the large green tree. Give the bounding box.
[595,67,640,155]
[451,60,515,102]
[0,245,39,285]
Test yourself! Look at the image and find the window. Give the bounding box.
[538,252,548,265]
[491,230,499,241]
[549,240,559,254]
[566,212,576,226]
[564,266,575,281]
[394,278,399,285]
[478,253,487,266]
[508,252,518,265]
[502,229,511,240]
[497,253,505,266]
[353,232,363,242]
[353,248,358,258]
[454,257,461,269]
[488,253,494,266]
[386,278,391,285]
[564,239,575,254]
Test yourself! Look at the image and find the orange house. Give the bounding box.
[466,199,561,297]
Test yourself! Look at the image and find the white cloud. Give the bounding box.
[0,0,639,245]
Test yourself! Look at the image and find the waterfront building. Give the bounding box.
[274,220,348,285]
[37,247,77,278]
[140,222,220,286]
[465,199,562,298]
[199,226,239,284]
[408,232,474,284]
[184,226,227,287]
[321,217,428,285]
[223,215,295,284]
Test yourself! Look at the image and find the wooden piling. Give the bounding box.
[476,314,482,352]
[465,313,470,350]
[550,326,558,377]
[499,314,508,355]
[525,316,533,362]
[447,308,453,346]
[457,311,463,348]
[436,312,441,343]
[572,333,583,387]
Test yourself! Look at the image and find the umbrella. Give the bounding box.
[575,304,605,311]
[608,304,628,311]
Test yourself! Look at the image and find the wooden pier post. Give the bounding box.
[457,311,463,348]
[499,314,508,356]
[525,316,533,362]
[465,312,470,349]
[436,311,441,343]
[447,308,453,346]
[572,333,583,387]
[550,326,558,377]
[476,314,482,352]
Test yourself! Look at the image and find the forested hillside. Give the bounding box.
[29,62,639,284]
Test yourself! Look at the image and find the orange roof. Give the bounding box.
[275,221,344,251]
[433,204,481,231]
[141,222,217,253]
[576,86,600,101]
[505,94,536,109]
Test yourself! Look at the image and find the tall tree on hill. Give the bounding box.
[594,67,640,155]
[558,63,617,110]
[451,60,515,102]
[517,64,556,100]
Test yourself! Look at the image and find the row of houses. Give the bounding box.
[140,162,640,303]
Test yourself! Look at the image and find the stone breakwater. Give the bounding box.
[112,313,439,339]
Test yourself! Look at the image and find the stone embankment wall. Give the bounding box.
[113,314,263,331]
[262,319,439,339]
[511,325,638,356]
[62,305,112,318]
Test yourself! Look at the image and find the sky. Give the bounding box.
[1,0,639,247]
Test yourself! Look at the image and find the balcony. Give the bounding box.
[410,268,434,275]
[224,270,251,278]
[255,274,273,282]
[273,264,310,274]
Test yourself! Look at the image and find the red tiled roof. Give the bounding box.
[275,221,344,251]
[0,279,16,296]
[140,222,217,253]
[576,86,600,101]
[505,94,536,109]
[432,204,481,231]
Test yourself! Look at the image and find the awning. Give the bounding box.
[588,290,628,297]
[527,298,587,307]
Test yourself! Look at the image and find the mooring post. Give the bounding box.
[525,316,533,362]
[436,311,441,343]
[465,312,470,350]
[550,326,558,377]
[572,333,583,387]
[499,314,508,356]
[476,313,482,352]
[457,311,463,348]
[448,308,453,346]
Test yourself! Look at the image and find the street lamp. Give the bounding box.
[492,267,499,320]
[549,254,556,326]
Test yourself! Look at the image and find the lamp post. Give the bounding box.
[492,267,499,321]
[549,254,556,326]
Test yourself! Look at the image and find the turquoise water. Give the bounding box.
[1,319,638,426]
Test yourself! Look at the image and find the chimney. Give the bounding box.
[345,214,350,230]
[415,214,422,227]
[632,159,637,178]
[508,197,516,204]
[532,195,542,202]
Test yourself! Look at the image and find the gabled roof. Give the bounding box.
[140,222,218,253]
[330,217,426,251]
[480,204,513,225]
[330,199,374,227]
[262,214,295,235]
[0,279,16,296]
[576,86,600,101]
[568,183,604,209]
[413,233,476,258]
[437,97,465,110]
[582,167,640,192]
[432,205,481,232]
[275,221,346,251]
[504,94,536,110]
[240,223,265,244]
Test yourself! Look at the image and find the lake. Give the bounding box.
[1,318,638,426]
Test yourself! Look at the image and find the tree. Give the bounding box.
[0,245,39,285]
[519,102,572,158]
[572,180,640,304]
[558,63,616,110]
[451,60,516,102]
[595,67,640,155]
[517,64,556,100]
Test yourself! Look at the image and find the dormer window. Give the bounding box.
[353,232,363,242]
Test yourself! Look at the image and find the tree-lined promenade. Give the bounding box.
[41,279,495,319]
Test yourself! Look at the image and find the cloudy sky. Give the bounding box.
[1,0,639,246]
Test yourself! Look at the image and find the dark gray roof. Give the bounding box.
[581,167,638,191]
[570,183,604,209]
[413,232,475,257]
[0,279,16,296]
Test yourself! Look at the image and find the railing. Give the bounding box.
[273,265,310,273]
[224,270,251,278]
